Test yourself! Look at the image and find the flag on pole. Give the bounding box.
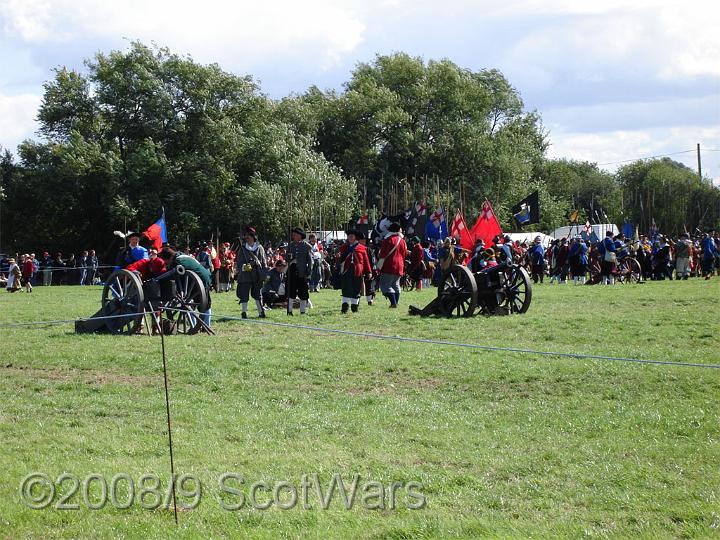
[569,209,579,223]
[511,191,539,227]
[357,214,369,225]
[584,220,592,235]
[650,218,658,240]
[469,200,503,248]
[450,210,474,251]
[424,207,448,243]
[142,209,167,251]
[622,222,634,239]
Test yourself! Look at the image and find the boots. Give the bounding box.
[341,302,349,314]
[351,304,359,313]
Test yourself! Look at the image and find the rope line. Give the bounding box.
[1,309,718,370]
[216,315,720,370]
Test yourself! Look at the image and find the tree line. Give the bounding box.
[1,42,718,256]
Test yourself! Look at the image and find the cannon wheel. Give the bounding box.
[164,270,209,335]
[438,264,478,317]
[501,266,532,314]
[617,257,642,283]
[101,269,145,334]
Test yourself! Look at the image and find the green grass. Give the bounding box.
[0,279,719,538]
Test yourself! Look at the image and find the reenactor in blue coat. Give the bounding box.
[569,235,588,285]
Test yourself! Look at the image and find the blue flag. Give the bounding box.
[622,222,633,239]
[425,208,448,243]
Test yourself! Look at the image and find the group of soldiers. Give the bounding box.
[521,229,720,285]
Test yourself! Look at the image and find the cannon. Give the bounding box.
[409,263,532,317]
[76,264,211,334]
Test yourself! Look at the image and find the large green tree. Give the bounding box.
[279,53,550,226]
[1,43,355,254]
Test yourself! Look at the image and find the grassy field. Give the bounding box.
[0,279,719,538]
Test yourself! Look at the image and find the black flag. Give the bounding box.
[511,191,540,227]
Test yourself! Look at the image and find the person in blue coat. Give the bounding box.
[569,235,588,285]
[700,230,717,279]
[528,236,546,283]
[124,232,149,266]
[598,230,616,285]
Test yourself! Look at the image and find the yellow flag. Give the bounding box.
[570,210,579,223]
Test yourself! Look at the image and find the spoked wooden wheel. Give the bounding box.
[618,257,642,283]
[438,264,478,317]
[500,266,532,314]
[101,269,145,334]
[164,270,209,334]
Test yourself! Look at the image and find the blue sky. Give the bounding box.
[1,0,718,182]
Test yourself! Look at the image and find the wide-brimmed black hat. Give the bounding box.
[127,231,142,239]
[291,227,306,239]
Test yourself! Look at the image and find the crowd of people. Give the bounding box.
[3,225,718,321]
[0,250,101,291]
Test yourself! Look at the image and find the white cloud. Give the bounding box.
[0,93,41,152]
[502,0,720,88]
[0,0,366,70]
[547,125,720,184]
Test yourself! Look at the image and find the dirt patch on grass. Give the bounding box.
[1,365,154,386]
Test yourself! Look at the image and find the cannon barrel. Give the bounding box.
[152,264,185,282]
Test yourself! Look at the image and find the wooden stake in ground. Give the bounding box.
[159,309,179,524]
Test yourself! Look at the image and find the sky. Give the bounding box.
[1,0,719,183]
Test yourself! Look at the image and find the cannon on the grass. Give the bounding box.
[76,265,211,335]
[409,263,532,317]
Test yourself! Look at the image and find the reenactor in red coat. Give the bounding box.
[338,230,372,313]
[377,222,408,308]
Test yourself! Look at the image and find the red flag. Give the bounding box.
[142,211,167,251]
[451,210,474,251]
[469,200,503,248]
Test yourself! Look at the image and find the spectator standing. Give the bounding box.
[21,254,34,292]
[52,252,66,285]
[77,251,89,285]
[6,258,21,292]
[40,252,53,286]
[86,250,98,284]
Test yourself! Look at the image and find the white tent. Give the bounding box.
[551,223,618,240]
[507,232,553,247]
[311,230,346,242]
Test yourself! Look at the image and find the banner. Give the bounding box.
[469,200,502,248]
[511,191,540,227]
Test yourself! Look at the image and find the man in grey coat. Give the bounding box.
[286,227,312,315]
[235,227,268,319]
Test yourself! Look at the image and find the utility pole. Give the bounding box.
[697,143,702,181]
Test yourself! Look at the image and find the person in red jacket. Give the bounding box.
[126,254,167,281]
[338,230,372,313]
[378,222,408,308]
[21,254,35,292]
[409,236,425,290]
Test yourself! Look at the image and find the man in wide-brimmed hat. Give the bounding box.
[286,227,312,315]
[235,226,268,319]
[124,232,149,266]
[5,257,22,292]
